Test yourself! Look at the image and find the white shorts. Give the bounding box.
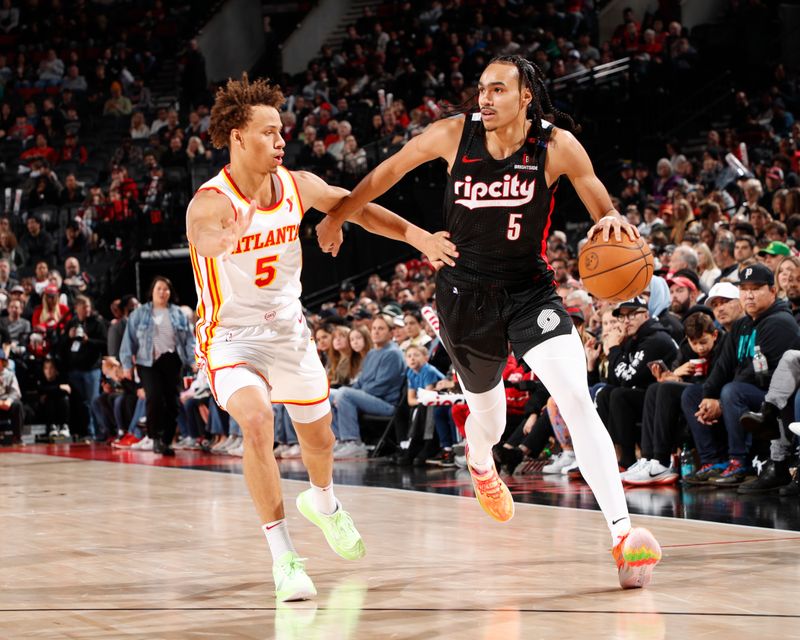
[199,302,330,418]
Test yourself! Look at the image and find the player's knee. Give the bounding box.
[301,426,335,454]
[238,410,274,448]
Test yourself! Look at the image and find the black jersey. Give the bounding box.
[441,113,559,289]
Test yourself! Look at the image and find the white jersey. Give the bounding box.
[189,164,305,360]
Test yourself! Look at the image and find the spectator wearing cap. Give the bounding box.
[689,264,800,486]
[668,275,699,320]
[705,282,745,331]
[20,216,55,267]
[595,296,679,468]
[59,296,107,441]
[330,315,405,458]
[757,241,791,272]
[32,284,71,333]
[0,350,23,444]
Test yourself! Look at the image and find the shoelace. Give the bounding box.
[280,556,308,578]
[331,511,358,543]
[475,472,504,500]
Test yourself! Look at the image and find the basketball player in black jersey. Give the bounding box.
[318,55,661,589]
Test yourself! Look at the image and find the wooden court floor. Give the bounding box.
[2,451,799,639]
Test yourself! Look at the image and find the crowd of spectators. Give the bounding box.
[2,1,800,498]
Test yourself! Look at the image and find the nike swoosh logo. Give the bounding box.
[649,472,667,478]
[461,155,482,164]
[611,517,629,526]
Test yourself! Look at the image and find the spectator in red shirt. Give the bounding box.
[21,134,58,165]
[32,285,71,333]
[57,132,88,166]
[109,165,139,202]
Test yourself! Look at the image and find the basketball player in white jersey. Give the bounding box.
[186,74,457,602]
[318,56,662,589]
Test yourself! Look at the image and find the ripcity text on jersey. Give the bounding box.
[443,114,559,289]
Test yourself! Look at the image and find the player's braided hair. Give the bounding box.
[208,73,285,149]
[488,54,580,135]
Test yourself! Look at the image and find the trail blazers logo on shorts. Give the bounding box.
[537,309,560,334]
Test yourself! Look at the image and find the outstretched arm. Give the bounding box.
[293,170,458,267]
[316,116,464,255]
[186,190,257,259]
[546,128,639,242]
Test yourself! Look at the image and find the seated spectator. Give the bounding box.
[330,315,405,458]
[326,325,353,388]
[160,135,188,169]
[32,284,71,334]
[20,215,56,267]
[111,137,144,169]
[686,264,800,486]
[347,326,372,383]
[8,115,34,142]
[130,111,150,139]
[186,136,211,163]
[57,220,88,263]
[0,350,23,444]
[57,132,88,166]
[0,260,14,296]
[306,139,338,181]
[59,174,86,206]
[399,309,431,351]
[395,344,446,465]
[596,296,679,468]
[38,357,71,440]
[706,282,745,331]
[21,133,58,166]
[2,299,30,347]
[667,275,699,321]
[62,64,88,92]
[27,175,61,208]
[623,312,723,485]
[103,82,133,117]
[757,240,790,273]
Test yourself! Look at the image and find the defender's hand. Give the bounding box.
[316,216,344,257]
[221,200,256,259]
[419,231,458,268]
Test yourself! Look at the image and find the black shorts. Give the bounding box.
[435,270,573,393]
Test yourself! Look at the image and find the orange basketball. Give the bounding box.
[578,233,654,302]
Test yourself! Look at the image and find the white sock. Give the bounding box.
[462,381,507,473]
[522,329,631,547]
[310,481,338,515]
[262,519,296,562]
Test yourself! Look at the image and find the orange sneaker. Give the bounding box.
[467,448,514,523]
[612,527,662,589]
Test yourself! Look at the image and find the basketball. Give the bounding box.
[578,233,654,302]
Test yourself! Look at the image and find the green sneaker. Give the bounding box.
[296,489,366,560]
[272,552,317,602]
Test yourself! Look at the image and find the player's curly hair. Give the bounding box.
[208,73,285,149]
